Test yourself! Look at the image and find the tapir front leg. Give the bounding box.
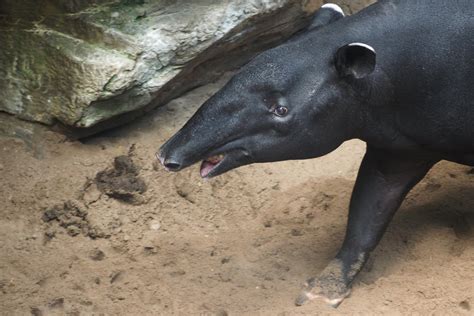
[296,147,436,307]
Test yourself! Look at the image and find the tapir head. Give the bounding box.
[158,5,376,178]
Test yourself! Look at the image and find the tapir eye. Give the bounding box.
[274,106,288,117]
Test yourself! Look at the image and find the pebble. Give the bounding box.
[221,257,231,264]
[110,271,123,284]
[89,249,105,261]
[149,220,161,231]
[291,229,304,237]
[48,298,64,309]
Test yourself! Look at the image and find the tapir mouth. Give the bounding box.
[158,138,251,179]
[200,154,225,178]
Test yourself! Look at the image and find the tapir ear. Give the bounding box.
[335,43,376,79]
[307,4,345,30]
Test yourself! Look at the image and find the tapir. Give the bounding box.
[158,0,474,307]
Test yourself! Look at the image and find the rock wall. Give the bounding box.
[0,0,375,137]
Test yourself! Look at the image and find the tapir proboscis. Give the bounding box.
[158,0,474,307]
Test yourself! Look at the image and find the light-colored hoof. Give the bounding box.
[295,280,351,308]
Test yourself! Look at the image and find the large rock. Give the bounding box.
[0,0,375,137]
[0,0,323,136]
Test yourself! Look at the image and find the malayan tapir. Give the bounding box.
[157,0,474,307]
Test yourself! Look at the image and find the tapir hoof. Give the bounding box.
[295,277,351,308]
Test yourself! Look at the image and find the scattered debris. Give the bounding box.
[42,200,107,239]
[95,154,147,205]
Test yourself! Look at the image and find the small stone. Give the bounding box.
[221,257,231,264]
[30,307,43,316]
[48,298,64,309]
[143,246,158,255]
[89,249,105,261]
[291,229,304,237]
[169,270,186,277]
[44,230,56,243]
[110,271,123,284]
[66,226,81,237]
[149,220,161,231]
[42,208,59,222]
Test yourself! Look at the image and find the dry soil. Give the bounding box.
[0,74,473,315]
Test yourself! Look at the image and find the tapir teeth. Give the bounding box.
[206,154,224,164]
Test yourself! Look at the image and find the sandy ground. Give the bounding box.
[0,74,473,315]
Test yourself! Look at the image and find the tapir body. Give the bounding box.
[159,0,474,306]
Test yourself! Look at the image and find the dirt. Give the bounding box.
[95,152,147,205]
[0,74,473,315]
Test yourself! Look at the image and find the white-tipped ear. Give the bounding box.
[335,42,376,79]
[307,3,345,31]
[321,3,345,16]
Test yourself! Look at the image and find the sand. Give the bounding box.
[0,74,473,315]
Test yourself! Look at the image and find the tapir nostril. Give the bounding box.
[163,160,181,171]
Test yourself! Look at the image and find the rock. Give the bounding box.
[291,228,304,236]
[0,0,325,137]
[48,297,64,309]
[89,248,106,261]
[149,220,161,231]
[110,271,123,284]
[221,257,231,264]
[1,0,375,137]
